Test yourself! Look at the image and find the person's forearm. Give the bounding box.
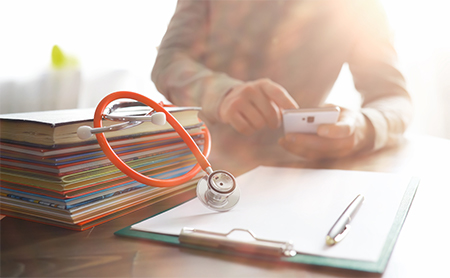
[152,53,242,122]
[151,1,242,122]
[351,52,412,151]
[346,0,413,150]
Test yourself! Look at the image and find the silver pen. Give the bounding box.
[326,194,365,246]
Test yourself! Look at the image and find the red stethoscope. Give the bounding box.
[77,91,240,212]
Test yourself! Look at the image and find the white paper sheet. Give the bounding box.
[131,166,412,262]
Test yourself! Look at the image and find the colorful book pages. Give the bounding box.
[0,106,207,230]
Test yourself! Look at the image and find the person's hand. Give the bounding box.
[219,79,298,135]
[278,106,375,160]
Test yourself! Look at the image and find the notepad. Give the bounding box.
[120,166,419,272]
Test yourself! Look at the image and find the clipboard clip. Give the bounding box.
[179,227,297,257]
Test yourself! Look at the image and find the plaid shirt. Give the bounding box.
[152,0,412,151]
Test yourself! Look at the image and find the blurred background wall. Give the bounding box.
[0,0,449,139]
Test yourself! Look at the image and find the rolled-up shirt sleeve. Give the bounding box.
[151,0,243,123]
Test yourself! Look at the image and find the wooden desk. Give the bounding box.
[2,124,449,277]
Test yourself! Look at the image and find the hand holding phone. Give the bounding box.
[283,107,340,134]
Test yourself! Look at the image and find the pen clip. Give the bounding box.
[335,224,351,243]
[326,224,351,245]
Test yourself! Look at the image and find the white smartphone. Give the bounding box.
[283,107,340,134]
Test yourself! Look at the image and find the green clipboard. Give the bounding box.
[115,175,420,273]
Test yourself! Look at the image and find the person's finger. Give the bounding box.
[236,83,281,129]
[280,133,354,157]
[317,110,356,138]
[320,103,340,108]
[283,134,351,152]
[300,145,354,160]
[231,81,284,129]
[240,102,267,130]
[229,86,274,131]
[253,79,296,128]
[228,112,256,135]
[250,96,281,129]
[258,79,299,110]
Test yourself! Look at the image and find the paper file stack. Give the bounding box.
[0,106,206,230]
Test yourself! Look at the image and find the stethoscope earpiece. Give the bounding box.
[196,169,240,212]
[77,126,93,140]
[150,112,166,126]
[77,112,167,141]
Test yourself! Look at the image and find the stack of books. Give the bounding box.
[0,105,206,230]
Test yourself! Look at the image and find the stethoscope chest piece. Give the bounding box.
[197,170,240,212]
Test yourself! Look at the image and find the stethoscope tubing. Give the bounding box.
[93,91,211,187]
